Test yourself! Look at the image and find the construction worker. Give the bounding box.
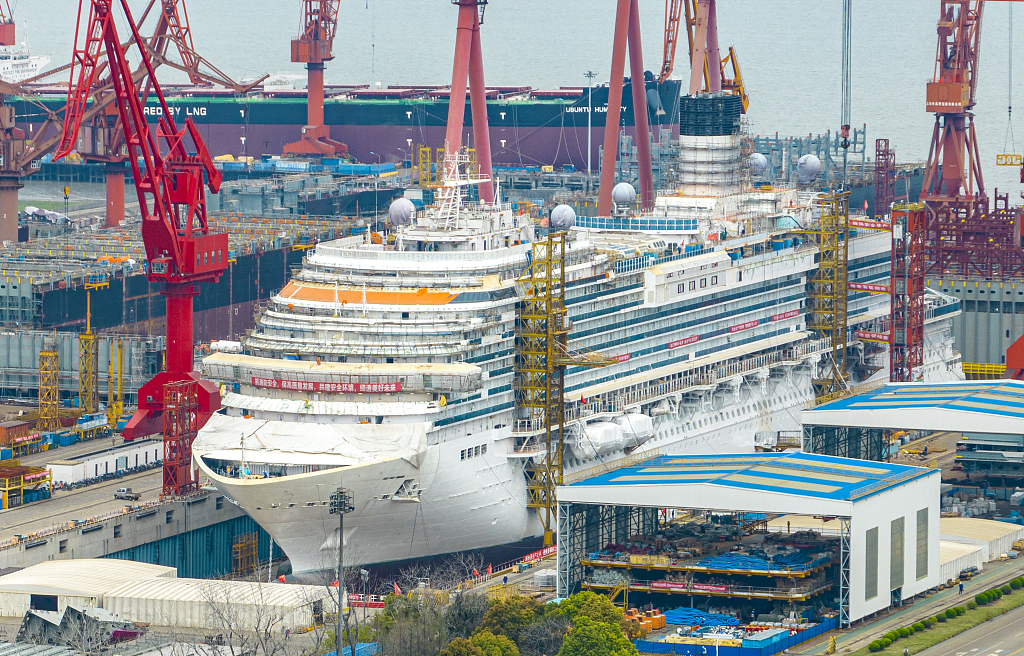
[959,581,965,594]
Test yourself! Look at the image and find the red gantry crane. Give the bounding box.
[55,0,228,496]
[284,0,347,156]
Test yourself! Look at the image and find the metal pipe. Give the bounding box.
[468,7,494,203]
[597,0,632,216]
[306,63,325,127]
[706,0,721,92]
[627,0,654,210]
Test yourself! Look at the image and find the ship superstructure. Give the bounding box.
[192,154,963,575]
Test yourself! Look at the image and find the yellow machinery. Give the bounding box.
[805,191,851,403]
[37,331,60,433]
[106,337,124,430]
[416,145,432,187]
[517,231,614,545]
[78,292,98,414]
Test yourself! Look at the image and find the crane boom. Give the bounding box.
[56,0,228,495]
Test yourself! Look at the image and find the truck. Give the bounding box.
[114,487,140,501]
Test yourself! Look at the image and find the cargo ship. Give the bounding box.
[191,143,963,575]
[13,78,682,169]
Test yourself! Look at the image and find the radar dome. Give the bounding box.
[797,154,822,185]
[747,153,768,177]
[388,197,416,226]
[550,204,577,230]
[611,182,637,205]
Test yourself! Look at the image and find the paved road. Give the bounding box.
[0,468,161,539]
[918,601,1024,656]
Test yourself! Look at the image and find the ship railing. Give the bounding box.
[313,243,532,263]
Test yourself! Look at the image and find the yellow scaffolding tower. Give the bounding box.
[106,338,123,430]
[517,231,613,545]
[232,532,259,574]
[79,292,98,414]
[806,191,851,403]
[38,332,60,433]
[416,145,432,187]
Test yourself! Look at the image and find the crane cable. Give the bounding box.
[1005,3,1017,155]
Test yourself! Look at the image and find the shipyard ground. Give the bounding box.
[0,432,161,539]
[916,601,1024,656]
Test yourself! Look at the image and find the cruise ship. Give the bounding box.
[0,18,48,84]
[192,146,963,576]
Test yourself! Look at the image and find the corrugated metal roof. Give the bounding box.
[567,451,932,502]
[0,560,176,597]
[940,517,1024,542]
[103,577,333,609]
[939,540,984,565]
[808,380,1024,419]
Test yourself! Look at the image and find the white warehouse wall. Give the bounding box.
[848,473,940,622]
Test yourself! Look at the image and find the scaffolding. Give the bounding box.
[890,203,925,382]
[162,379,199,497]
[416,145,432,187]
[806,192,850,403]
[873,139,895,220]
[78,293,98,414]
[106,338,124,430]
[232,532,259,574]
[516,231,613,545]
[37,332,60,433]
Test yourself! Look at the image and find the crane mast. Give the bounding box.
[56,0,228,496]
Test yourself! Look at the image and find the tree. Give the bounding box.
[476,597,545,644]
[440,638,483,656]
[446,592,489,639]
[556,617,637,656]
[519,616,569,656]
[555,592,624,626]
[470,631,519,656]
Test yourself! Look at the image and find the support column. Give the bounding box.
[705,0,722,92]
[626,0,654,211]
[105,161,125,228]
[307,63,325,128]
[596,0,632,217]
[467,8,494,203]
[0,177,22,242]
[162,283,197,375]
[444,0,476,171]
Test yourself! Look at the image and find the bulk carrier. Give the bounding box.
[191,139,963,575]
[13,79,680,169]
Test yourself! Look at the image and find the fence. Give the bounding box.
[636,615,839,656]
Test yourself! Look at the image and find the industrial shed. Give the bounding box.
[102,576,336,631]
[940,517,1024,562]
[939,541,984,584]
[557,452,941,627]
[0,559,176,617]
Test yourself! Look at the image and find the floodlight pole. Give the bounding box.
[329,486,354,653]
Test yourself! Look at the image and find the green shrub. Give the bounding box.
[882,638,892,647]
[976,594,988,605]
[898,627,912,638]
[906,626,917,635]
[1011,579,1022,590]
[935,613,947,623]
[945,608,957,619]
[884,632,898,641]
[924,618,935,628]
[957,607,966,614]
[869,641,883,653]
[967,601,978,610]
[912,622,925,631]
[992,588,1003,599]
[1002,584,1013,594]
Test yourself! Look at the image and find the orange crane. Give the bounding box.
[658,0,747,112]
[284,0,347,156]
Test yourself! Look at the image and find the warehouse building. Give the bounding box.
[47,439,161,485]
[556,452,940,627]
[0,559,335,632]
[801,380,1024,468]
[939,517,1024,562]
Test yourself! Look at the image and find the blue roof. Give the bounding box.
[568,451,933,501]
[806,380,1024,420]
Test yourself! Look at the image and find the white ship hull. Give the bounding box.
[196,364,815,575]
